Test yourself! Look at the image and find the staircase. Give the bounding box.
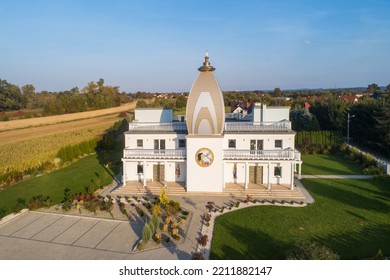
[111,181,306,201]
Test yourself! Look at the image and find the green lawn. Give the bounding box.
[0,152,121,215]
[301,154,363,175]
[210,178,390,259]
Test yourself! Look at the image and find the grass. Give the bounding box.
[0,152,121,216]
[210,178,390,259]
[301,154,364,175]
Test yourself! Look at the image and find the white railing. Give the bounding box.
[224,149,297,160]
[225,120,291,131]
[128,122,187,132]
[294,149,301,161]
[124,149,186,159]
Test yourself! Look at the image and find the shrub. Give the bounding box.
[235,201,240,208]
[142,224,152,243]
[182,210,189,216]
[206,202,215,212]
[286,240,340,260]
[363,166,383,175]
[151,214,160,234]
[12,198,26,213]
[28,195,45,210]
[84,199,99,214]
[165,236,171,243]
[202,213,211,223]
[198,234,209,247]
[191,252,205,260]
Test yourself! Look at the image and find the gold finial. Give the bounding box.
[198,50,215,72]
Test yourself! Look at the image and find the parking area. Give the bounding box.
[0,211,146,259]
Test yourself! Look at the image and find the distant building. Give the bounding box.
[339,95,359,103]
[121,53,302,193]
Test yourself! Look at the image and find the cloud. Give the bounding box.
[304,40,311,45]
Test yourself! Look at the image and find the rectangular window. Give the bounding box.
[250,140,263,150]
[137,139,143,148]
[275,140,282,148]
[137,164,143,174]
[160,139,165,150]
[274,166,282,177]
[179,139,186,148]
[154,139,166,149]
[154,139,159,150]
[228,139,236,148]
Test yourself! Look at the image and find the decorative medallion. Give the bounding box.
[195,147,214,167]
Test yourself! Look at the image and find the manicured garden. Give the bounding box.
[210,177,390,259]
[0,152,120,216]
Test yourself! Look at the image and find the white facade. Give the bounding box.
[122,54,302,193]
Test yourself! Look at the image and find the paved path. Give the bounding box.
[300,175,373,179]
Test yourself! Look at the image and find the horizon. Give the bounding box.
[1,0,389,92]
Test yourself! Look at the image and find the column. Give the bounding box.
[143,160,146,187]
[122,160,127,186]
[222,161,226,189]
[245,162,249,190]
[164,161,167,187]
[290,162,294,190]
[267,162,271,190]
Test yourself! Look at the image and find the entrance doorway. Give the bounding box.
[153,164,165,183]
[249,166,263,184]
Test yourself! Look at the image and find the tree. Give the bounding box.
[367,83,379,93]
[175,95,187,110]
[273,87,282,97]
[0,79,27,111]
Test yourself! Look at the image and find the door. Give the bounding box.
[153,164,165,183]
[249,166,263,184]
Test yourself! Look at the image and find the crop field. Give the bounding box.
[0,102,136,176]
[0,101,137,132]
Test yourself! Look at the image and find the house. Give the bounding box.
[121,54,302,193]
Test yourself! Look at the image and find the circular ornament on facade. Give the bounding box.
[195,147,214,167]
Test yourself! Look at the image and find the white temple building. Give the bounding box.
[121,53,302,194]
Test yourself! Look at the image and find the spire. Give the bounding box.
[198,50,215,72]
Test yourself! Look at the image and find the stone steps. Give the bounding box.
[112,184,305,200]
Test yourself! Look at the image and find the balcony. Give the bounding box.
[224,149,300,161]
[124,149,186,159]
[128,122,187,132]
[225,120,291,132]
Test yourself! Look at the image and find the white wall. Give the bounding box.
[125,133,186,149]
[135,108,173,123]
[223,161,294,185]
[186,136,224,192]
[264,107,290,122]
[223,133,295,150]
[253,103,290,123]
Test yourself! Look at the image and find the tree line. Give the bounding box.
[0,78,132,115]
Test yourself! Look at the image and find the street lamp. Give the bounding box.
[347,112,355,145]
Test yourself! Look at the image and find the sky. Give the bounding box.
[1,0,390,92]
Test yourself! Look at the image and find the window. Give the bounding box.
[228,139,236,148]
[275,140,282,148]
[137,164,143,174]
[274,166,282,177]
[137,139,143,148]
[179,139,186,148]
[250,140,263,150]
[154,139,166,149]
